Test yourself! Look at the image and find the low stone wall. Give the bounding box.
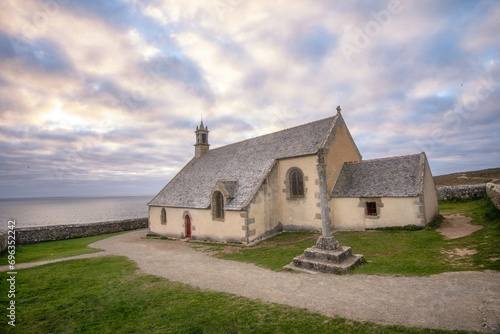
[12,218,148,246]
[437,184,487,201]
[0,230,7,253]
[486,183,500,211]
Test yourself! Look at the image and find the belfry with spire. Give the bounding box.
[194,120,210,157]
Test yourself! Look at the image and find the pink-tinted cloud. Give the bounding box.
[0,0,498,198]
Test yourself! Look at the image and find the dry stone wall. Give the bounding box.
[0,230,7,253]
[0,218,147,250]
[437,184,487,201]
[486,183,500,211]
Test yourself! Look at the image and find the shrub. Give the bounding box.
[365,225,424,231]
[426,215,444,230]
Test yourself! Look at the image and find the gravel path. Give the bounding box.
[3,230,499,332]
[88,230,500,332]
[438,214,483,240]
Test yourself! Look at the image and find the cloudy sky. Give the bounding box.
[0,0,499,199]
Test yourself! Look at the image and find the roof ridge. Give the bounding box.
[150,115,338,210]
[345,152,423,164]
[332,152,424,198]
[208,116,336,153]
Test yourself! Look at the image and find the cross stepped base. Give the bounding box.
[288,236,364,274]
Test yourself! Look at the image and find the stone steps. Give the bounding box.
[303,246,352,263]
[292,253,364,274]
[287,236,364,275]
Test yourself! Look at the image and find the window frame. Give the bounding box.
[359,198,382,219]
[160,208,167,225]
[289,168,305,198]
[366,202,377,216]
[212,191,225,220]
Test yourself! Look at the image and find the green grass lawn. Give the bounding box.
[0,232,124,265]
[210,232,320,271]
[0,198,496,332]
[335,230,448,275]
[202,197,500,276]
[3,197,497,276]
[438,197,500,271]
[0,256,474,334]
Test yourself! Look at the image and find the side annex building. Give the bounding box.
[148,110,439,243]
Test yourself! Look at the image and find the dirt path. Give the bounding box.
[438,214,483,239]
[0,252,108,271]
[83,230,499,333]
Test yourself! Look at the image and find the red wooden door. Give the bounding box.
[185,216,191,238]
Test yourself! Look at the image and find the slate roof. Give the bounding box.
[149,116,338,210]
[331,153,425,198]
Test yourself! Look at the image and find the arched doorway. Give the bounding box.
[185,215,191,238]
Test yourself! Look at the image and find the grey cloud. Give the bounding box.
[242,68,270,91]
[0,125,100,144]
[211,115,254,132]
[146,54,215,104]
[409,96,456,121]
[65,0,138,30]
[0,33,18,58]
[0,33,75,75]
[421,31,463,68]
[289,25,337,62]
[1,0,499,198]
[68,76,154,114]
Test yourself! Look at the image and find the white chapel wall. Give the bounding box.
[149,206,246,242]
[245,163,282,242]
[331,197,424,230]
[422,160,439,223]
[323,116,363,191]
[278,155,323,231]
[149,206,184,237]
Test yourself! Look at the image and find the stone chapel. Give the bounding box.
[148,108,439,244]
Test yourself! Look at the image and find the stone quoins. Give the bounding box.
[240,212,255,243]
[245,218,256,225]
[241,218,256,240]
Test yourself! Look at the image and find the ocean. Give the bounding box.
[0,195,153,228]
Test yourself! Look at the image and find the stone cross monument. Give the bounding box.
[288,106,364,274]
[315,148,339,249]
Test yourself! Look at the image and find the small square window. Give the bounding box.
[366,202,377,216]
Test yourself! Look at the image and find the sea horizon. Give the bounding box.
[0,194,156,201]
[1,195,154,228]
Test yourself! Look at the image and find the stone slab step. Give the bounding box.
[303,246,352,263]
[292,254,364,275]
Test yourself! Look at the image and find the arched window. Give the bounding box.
[289,168,304,198]
[160,208,167,225]
[213,191,224,219]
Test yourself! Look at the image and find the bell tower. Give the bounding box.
[194,120,210,157]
